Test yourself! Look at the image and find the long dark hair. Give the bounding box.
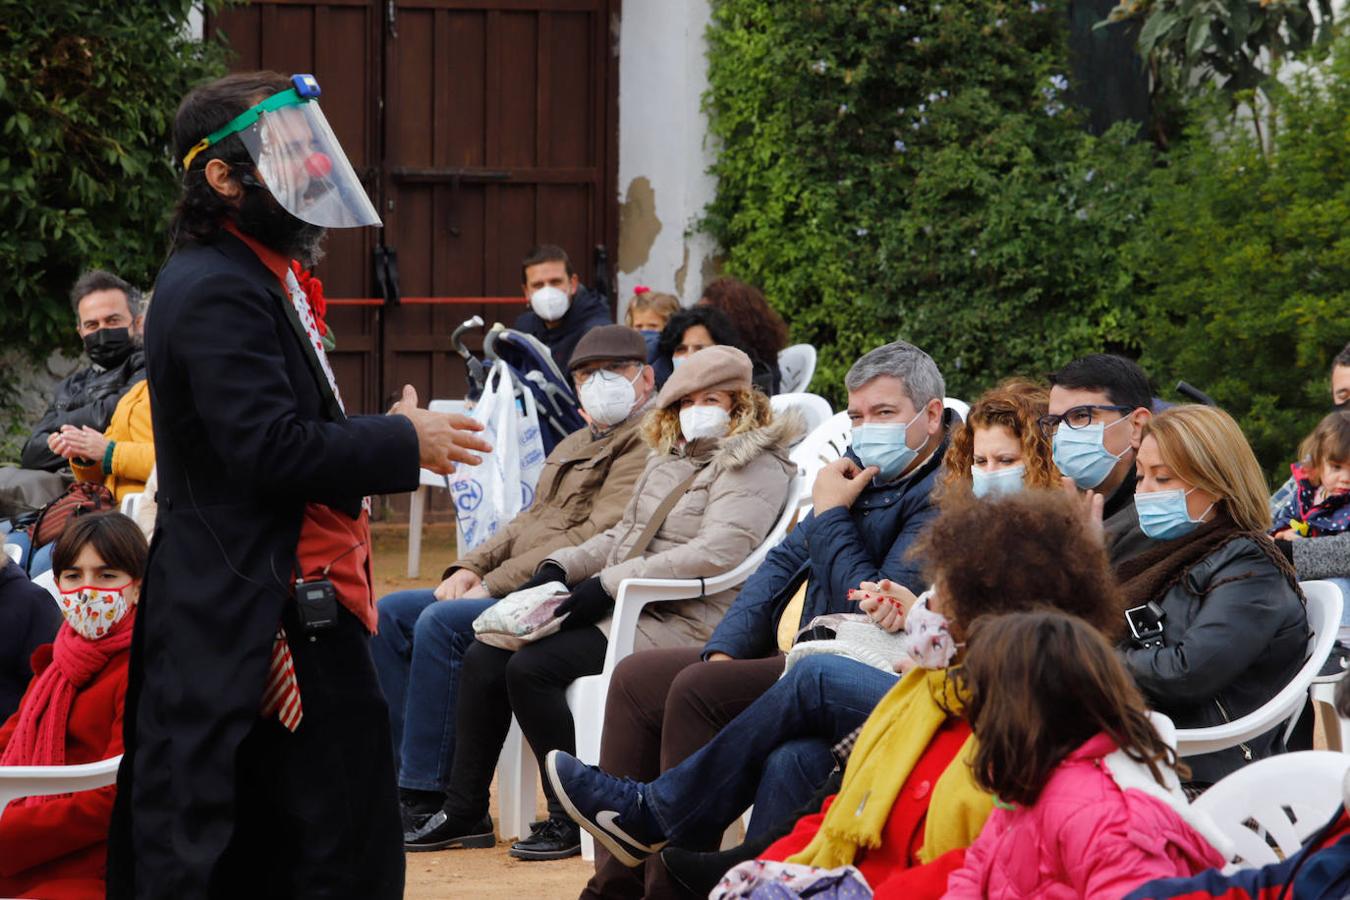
[169,70,292,249]
[51,512,149,581]
[962,611,1186,807]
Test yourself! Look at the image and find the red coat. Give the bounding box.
[759,717,972,899]
[0,642,129,900]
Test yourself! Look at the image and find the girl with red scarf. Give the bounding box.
[0,512,145,899]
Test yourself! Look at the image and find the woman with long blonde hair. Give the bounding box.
[1116,404,1308,786]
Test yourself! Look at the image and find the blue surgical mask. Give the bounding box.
[671,355,686,370]
[852,409,925,481]
[640,330,661,360]
[1052,418,1130,490]
[1135,488,1215,540]
[970,464,1026,499]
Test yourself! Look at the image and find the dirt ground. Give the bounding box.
[371,522,593,899]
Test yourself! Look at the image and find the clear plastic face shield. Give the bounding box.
[181,74,381,228]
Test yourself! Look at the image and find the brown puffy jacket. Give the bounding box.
[547,410,803,651]
[451,401,655,596]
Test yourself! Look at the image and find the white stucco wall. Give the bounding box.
[613,0,720,317]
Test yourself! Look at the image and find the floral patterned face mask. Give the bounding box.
[905,598,962,669]
[57,583,132,640]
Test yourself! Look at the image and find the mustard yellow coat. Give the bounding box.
[71,379,154,500]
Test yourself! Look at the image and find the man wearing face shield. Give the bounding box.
[106,72,491,899]
[0,271,147,519]
[515,243,614,371]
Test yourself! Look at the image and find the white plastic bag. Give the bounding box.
[449,360,546,550]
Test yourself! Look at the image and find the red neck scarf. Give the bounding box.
[1,610,135,800]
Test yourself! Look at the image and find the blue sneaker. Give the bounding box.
[545,750,668,866]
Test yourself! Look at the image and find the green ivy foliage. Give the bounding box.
[702,0,1156,407]
[1125,48,1350,479]
[0,0,228,360]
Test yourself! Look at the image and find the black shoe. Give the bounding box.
[399,788,446,833]
[507,816,581,861]
[403,806,495,852]
[660,846,747,898]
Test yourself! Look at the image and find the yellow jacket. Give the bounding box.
[72,380,154,501]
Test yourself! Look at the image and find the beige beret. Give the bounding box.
[655,344,754,409]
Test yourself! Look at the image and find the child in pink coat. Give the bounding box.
[944,612,1229,900]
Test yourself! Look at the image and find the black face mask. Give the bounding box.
[234,173,328,269]
[84,327,135,368]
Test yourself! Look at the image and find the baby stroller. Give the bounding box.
[450,316,586,454]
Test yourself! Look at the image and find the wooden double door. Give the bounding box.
[208,0,619,413]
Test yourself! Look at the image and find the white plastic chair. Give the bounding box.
[1175,580,1342,757]
[943,396,970,422]
[119,492,143,521]
[495,466,811,853]
[777,345,817,394]
[32,568,59,601]
[1192,750,1350,868]
[407,399,470,578]
[0,755,122,817]
[769,393,833,443]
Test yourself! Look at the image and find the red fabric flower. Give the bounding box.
[290,260,327,337]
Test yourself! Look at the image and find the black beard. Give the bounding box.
[235,185,328,268]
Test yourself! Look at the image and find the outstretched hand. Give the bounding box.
[390,384,492,474]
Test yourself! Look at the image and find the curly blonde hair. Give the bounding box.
[939,379,1056,502]
[640,389,773,455]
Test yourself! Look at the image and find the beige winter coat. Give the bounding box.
[547,410,803,651]
[453,400,655,596]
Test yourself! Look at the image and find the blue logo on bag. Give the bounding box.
[453,479,483,512]
[522,425,540,444]
[522,449,545,468]
[521,482,535,509]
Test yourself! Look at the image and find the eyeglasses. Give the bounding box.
[1037,404,1132,438]
[573,362,641,386]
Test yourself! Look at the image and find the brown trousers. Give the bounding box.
[579,647,785,900]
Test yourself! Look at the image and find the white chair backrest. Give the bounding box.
[0,755,123,818]
[3,543,20,565]
[119,492,143,520]
[32,569,59,601]
[777,344,817,395]
[418,399,472,488]
[789,411,852,502]
[943,397,970,421]
[1192,750,1350,868]
[1175,580,1342,757]
[770,393,833,443]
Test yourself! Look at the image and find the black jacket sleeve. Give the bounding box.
[20,360,145,471]
[169,271,420,499]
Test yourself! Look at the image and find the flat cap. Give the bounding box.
[568,325,649,371]
[655,345,754,409]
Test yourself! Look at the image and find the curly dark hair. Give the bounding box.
[169,70,292,249]
[657,306,752,361]
[910,490,1123,642]
[963,611,1186,807]
[698,277,788,366]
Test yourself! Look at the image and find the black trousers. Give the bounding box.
[443,625,608,822]
[211,606,405,899]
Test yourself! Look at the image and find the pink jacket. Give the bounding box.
[944,734,1227,900]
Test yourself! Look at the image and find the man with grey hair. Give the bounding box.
[0,270,147,518]
[573,339,954,899]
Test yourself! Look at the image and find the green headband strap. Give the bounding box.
[181,87,309,171]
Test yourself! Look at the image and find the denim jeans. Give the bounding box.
[369,589,495,792]
[644,654,898,844]
[748,737,836,840]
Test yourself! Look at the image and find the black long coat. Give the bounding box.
[107,232,419,896]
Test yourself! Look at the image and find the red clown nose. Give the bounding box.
[304,152,333,179]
